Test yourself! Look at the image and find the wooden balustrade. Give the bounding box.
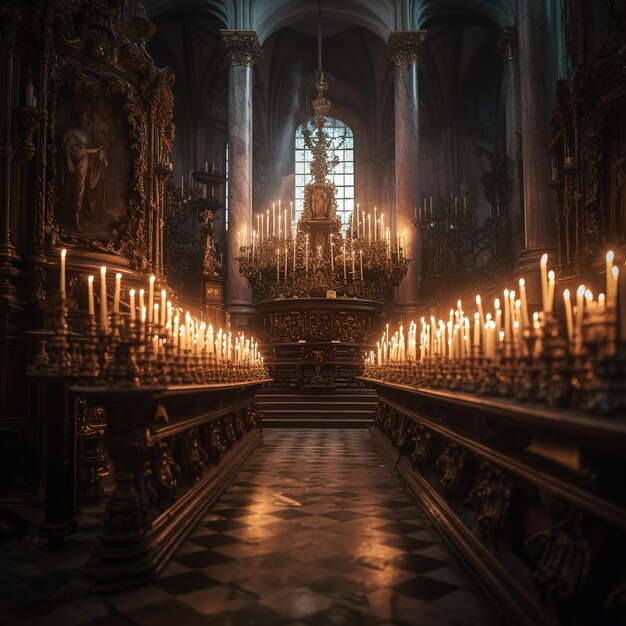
[71,379,269,590]
[359,376,626,626]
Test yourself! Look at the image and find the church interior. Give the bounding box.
[1,0,625,624]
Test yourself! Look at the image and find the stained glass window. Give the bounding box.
[295,117,354,229]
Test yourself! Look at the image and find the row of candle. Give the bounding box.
[58,249,264,365]
[255,201,295,243]
[414,195,469,221]
[366,251,626,366]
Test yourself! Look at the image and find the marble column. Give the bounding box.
[220,30,262,329]
[387,31,426,313]
[497,26,524,265]
[515,0,557,268]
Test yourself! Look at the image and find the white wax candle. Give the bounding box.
[547,270,555,313]
[139,288,145,319]
[284,247,288,280]
[99,266,108,332]
[519,278,530,329]
[60,249,66,298]
[360,250,363,281]
[277,248,280,282]
[113,272,121,313]
[575,284,585,354]
[606,251,614,301]
[540,253,549,314]
[160,290,166,326]
[129,288,135,321]
[87,275,95,317]
[148,275,155,324]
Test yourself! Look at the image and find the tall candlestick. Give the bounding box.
[88,275,95,317]
[160,289,167,327]
[60,249,66,298]
[575,284,585,354]
[148,275,155,324]
[139,288,145,320]
[547,270,555,313]
[606,250,614,300]
[99,266,108,332]
[563,289,574,345]
[129,288,135,322]
[284,247,288,280]
[540,253,549,313]
[518,278,530,329]
[113,272,121,314]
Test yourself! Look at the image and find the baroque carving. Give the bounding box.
[220,30,263,67]
[465,461,511,538]
[525,511,591,605]
[386,31,427,66]
[436,442,466,492]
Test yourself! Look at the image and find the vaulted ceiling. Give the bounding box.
[147,0,516,41]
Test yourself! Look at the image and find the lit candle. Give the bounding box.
[153,303,159,329]
[285,247,288,280]
[139,288,145,320]
[503,289,511,349]
[518,278,530,329]
[351,244,355,278]
[368,214,371,242]
[610,265,619,311]
[87,275,95,317]
[180,324,186,353]
[359,250,363,281]
[547,270,555,313]
[272,202,276,236]
[60,249,66,298]
[575,284,585,354]
[540,253,549,314]
[99,266,108,332]
[113,272,121,314]
[606,251,614,300]
[160,289,167,326]
[277,248,280,282]
[473,312,480,353]
[148,275,155,324]
[129,288,135,322]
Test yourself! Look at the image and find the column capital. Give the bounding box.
[220,30,263,67]
[497,26,518,63]
[386,30,427,66]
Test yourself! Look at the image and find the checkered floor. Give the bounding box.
[8,430,499,625]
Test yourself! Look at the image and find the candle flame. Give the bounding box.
[607,250,614,263]
[612,266,619,277]
[61,249,67,258]
[540,253,548,266]
[116,272,122,279]
[519,277,525,287]
[88,275,94,284]
[563,288,570,300]
[548,270,555,281]
[100,266,106,276]
[577,284,586,297]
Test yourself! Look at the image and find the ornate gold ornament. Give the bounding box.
[386,31,427,66]
[220,30,263,67]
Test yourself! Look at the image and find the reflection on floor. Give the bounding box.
[14,429,498,625]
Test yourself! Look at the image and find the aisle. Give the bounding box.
[121,429,498,625]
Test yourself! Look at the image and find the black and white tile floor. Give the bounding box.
[11,430,499,625]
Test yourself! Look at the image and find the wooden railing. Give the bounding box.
[71,379,269,590]
[359,376,626,626]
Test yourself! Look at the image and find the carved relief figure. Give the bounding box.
[60,108,108,232]
[312,188,329,218]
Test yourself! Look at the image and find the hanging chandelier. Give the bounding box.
[236,1,410,304]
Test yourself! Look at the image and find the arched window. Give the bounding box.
[295,117,354,228]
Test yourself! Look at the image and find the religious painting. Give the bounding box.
[305,183,333,219]
[56,91,131,240]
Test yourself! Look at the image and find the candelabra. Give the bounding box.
[238,229,409,303]
[414,196,508,277]
[28,251,268,387]
[364,252,626,416]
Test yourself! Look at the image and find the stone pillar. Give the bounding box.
[387,31,426,314]
[220,30,262,329]
[497,26,524,265]
[515,0,556,269]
